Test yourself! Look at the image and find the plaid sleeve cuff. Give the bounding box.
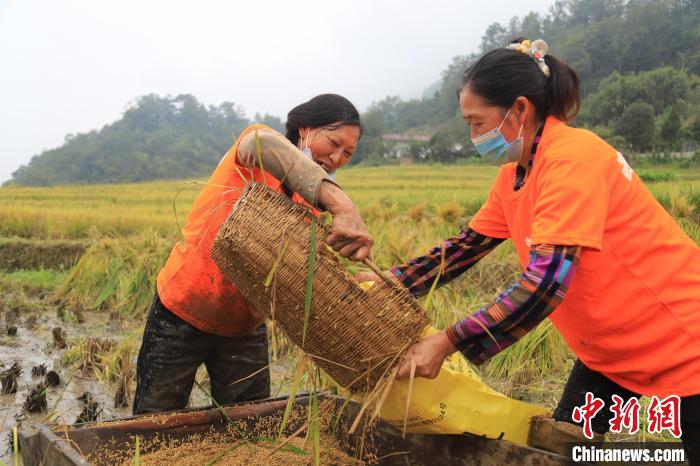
[445,325,460,347]
[388,229,504,299]
[389,266,408,286]
[449,244,581,365]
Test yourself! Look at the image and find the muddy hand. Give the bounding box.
[317,180,373,261]
[396,330,456,380]
[327,208,373,261]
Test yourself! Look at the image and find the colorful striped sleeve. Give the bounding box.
[389,228,505,299]
[445,244,581,365]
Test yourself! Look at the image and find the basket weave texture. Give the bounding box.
[211,183,429,391]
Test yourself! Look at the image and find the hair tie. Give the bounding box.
[507,39,550,77]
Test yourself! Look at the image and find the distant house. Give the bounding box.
[380,133,432,160]
[381,133,431,143]
[680,141,697,153]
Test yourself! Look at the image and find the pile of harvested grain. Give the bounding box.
[125,432,358,466]
[212,183,429,391]
[88,401,351,466]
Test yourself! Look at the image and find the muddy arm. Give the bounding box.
[237,128,337,208]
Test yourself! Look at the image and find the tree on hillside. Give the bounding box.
[581,68,694,127]
[10,0,700,182]
[483,0,700,87]
[10,94,253,186]
[660,107,682,148]
[355,0,700,163]
[427,128,467,163]
[437,55,473,118]
[615,102,656,151]
[252,113,284,133]
[691,117,700,143]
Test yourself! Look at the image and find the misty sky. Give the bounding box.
[0,0,555,183]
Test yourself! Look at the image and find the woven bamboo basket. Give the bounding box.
[211,183,429,391]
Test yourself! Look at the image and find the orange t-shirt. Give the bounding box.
[470,116,700,397]
[157,124,306,337]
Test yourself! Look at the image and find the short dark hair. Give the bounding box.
[285,94,363,145]
[462,39,581,122]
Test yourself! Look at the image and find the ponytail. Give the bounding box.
[543,54,580,121]
[462,39,581,122]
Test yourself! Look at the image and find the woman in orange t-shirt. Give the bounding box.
[133,94,372,414]
[360,40,700,460]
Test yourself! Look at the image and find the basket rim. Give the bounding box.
[224,181,426,309]
[232,182,331,233]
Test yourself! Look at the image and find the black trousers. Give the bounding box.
[554,359,699,465]
[133,293,270,414]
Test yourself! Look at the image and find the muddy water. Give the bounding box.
[0,287,267,464]
[0,291,132,463]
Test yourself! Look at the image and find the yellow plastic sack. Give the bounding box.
[376,325,548,446]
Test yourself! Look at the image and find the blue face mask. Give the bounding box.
[302,135,336,181]
[471,107,524,164]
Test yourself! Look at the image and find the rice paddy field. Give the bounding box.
[1,163,698,462]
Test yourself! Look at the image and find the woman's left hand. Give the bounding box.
[395,330,457,380]
[318,181,373,261]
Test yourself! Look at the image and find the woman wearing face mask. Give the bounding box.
[358,40,700,460]
[134,94,372,414]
